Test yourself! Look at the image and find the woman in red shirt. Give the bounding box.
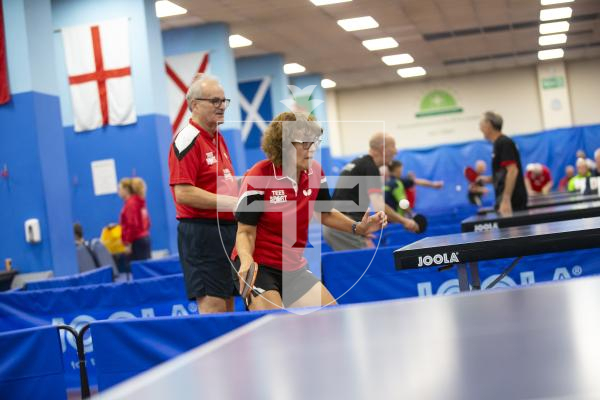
[233,112,387,310]
[118,177,151,261]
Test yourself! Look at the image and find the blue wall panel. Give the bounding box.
[0,92,76,274]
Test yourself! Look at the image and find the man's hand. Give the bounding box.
[403,218,419,233]
[356,209,388,236]
[498,199,513,216]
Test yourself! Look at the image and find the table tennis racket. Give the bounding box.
[464,166,478,183]
[412,214,428,234]
[240,262,257,299]
[399,198,427,233]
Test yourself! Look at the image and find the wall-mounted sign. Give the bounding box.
[542,76,565,90]
[416,90,463,118]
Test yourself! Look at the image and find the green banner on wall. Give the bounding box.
[416,90,463,118]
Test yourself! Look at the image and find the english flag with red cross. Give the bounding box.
[61,18,136,132]
[165,51,209,135]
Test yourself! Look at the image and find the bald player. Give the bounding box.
[323,132,418,251]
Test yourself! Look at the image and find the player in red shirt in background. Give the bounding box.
[118,177,151,261]
[525,163,553,195]
[233,112,386,310]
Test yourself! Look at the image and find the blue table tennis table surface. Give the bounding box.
[98,274,600,400]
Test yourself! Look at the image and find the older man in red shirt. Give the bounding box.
[169,74,239,314]
[525,163,553,195]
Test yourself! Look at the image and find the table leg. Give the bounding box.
[486,257,523,290]
[457,263,470,292]
[469,262,481,290]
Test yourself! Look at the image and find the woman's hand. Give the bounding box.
[356,208,388,236]
[238,258,258,298]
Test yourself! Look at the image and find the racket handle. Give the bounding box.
[241,262,257,298]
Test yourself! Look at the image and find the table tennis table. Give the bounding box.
[463,200,600,232]
[395,216,600,292]
[527,192,599,209]
[97,275,600,400]
[476,192,600,215]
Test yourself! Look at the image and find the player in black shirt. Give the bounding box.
[477,111,527,214]
[325,133,418,250]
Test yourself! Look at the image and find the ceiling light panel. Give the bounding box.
[362,37,399,51]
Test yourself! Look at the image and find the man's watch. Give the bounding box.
[352,222,358,235]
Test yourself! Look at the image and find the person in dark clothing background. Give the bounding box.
[476,111,527,215]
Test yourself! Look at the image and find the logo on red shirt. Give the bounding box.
[206,152,216,165]
[270,190,288,204]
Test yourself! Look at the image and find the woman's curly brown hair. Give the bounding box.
[261,112,322,166]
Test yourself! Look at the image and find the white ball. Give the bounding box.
[456,185,462,192]
[399,199,410,210]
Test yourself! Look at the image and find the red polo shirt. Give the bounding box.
[119,194,150,244]
[169,119,237,221]
[232,160,332,271]
[526,165,552,193]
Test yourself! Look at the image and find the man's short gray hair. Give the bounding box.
[483,111,503,131]
[185,73,220,111]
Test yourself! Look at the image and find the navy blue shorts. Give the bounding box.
[177,220,237,300]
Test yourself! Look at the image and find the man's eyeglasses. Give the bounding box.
[291,137,323,150]
[194,98,231,108]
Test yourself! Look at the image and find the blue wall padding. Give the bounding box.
[23,266,114,291]
[322,246,600,304]
[91,311,280,390]
[0,325,67,400]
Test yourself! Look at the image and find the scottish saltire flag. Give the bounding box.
[239,77,273,149]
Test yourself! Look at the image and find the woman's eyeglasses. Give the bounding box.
[291,137,323,150]
[194,98,231,108]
